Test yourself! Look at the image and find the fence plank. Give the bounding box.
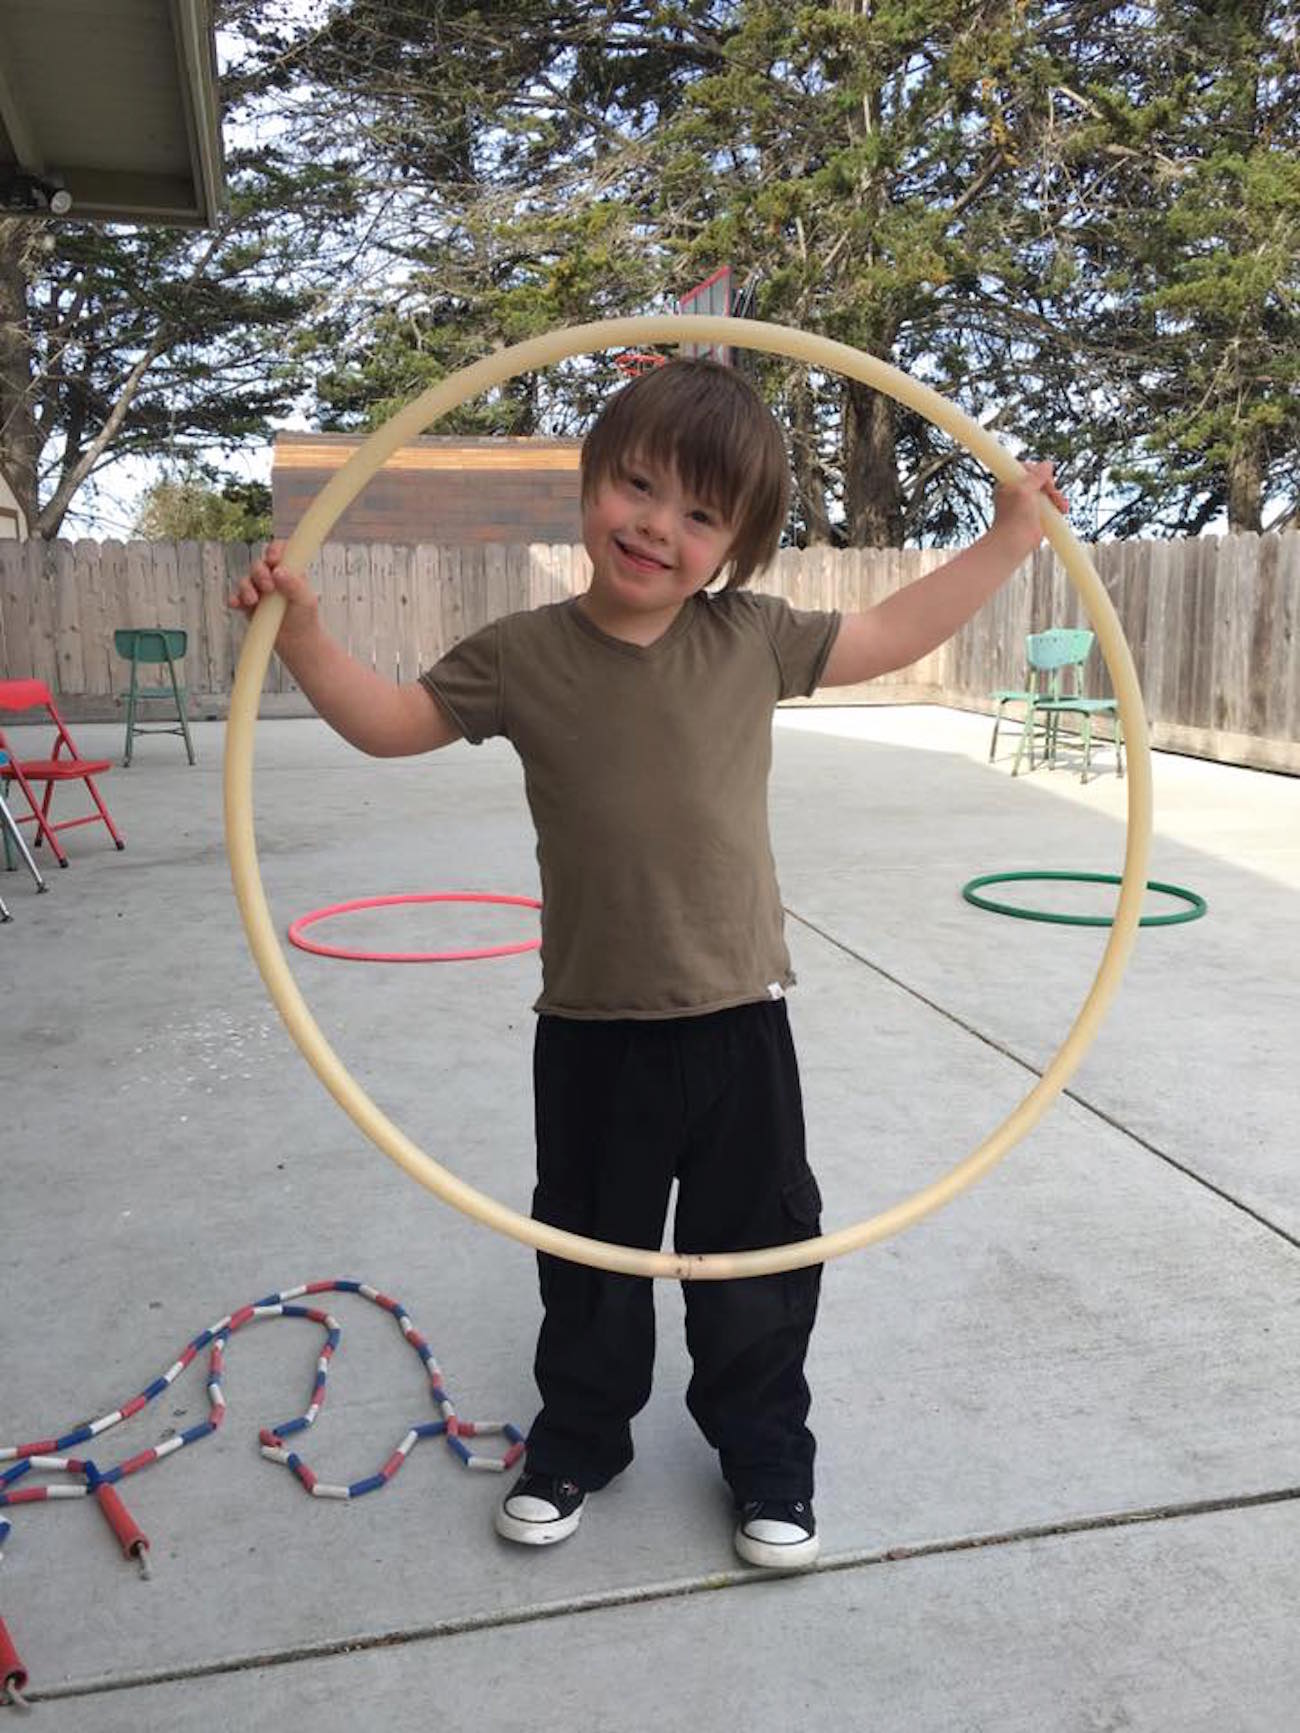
[218,544,252,695]
[80,538,117,698]
[482,542,509,635]
[2,544,29,679]
[526,543,552,610]
[371,541,400,684]
[505,541,531,619]
[198,542,229,696]
[123,540,156,633]
[28,540,57,689]
[314,543,347,666]
[7,543,34,679]
[436,544,463,652]
[1280,532,1300,743]
[408,544,440,676]
[345,544,373,670]
[1141,541,1169,721]
[1221,534,1255,736]
[172,542,206,704]
[1181,538,1211,727]
[49,541,84,696]
[461,545,491,638]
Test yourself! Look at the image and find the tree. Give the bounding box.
[1076,0,1300,534]
[236,0,730,441]
[0,17,360,540]
[643,1,1118,544]
[133,473,272,540]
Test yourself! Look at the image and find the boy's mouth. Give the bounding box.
[614,536,671,573]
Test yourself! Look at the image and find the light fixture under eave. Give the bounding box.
[0,170,73,217]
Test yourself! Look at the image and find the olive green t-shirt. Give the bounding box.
[420,590,840,1019]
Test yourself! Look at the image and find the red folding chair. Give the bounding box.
[0,680,124,866]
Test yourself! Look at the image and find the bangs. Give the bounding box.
[608,395,749,522]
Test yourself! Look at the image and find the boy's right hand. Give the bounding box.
[229,542,318,632]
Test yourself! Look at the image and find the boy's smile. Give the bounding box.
[579,457,735,644]
[611,535,672,575]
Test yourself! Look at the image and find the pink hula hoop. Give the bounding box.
[287,891,542,964]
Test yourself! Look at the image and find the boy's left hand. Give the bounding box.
[991,460,1069,560]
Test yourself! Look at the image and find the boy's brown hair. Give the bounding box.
[581,358,790,589]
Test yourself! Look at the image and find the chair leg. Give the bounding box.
[168,658,196,764]
[0,892,10,921]
[82,773,125,850]
[1116,716,1125,779]
[9,777,68,863]
[0,795,47,891]
[989,702,1003,763]
[1080,714,1094,784]
[1011,702,1035,776]
[123,659,139,766]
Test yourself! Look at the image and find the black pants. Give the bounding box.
[526,999,822,1504]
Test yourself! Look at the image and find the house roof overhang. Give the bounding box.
[0,0,225,228]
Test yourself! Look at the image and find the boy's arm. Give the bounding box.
[819,462,1067,688]
[229,544,462,757]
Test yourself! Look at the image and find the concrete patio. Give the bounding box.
[2,702,1297,1729]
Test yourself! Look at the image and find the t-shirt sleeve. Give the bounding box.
[419,620,504,744]
[754,593,842,699]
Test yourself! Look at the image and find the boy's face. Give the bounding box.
[581,454,735,619]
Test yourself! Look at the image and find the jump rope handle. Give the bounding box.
[93,1482,152,1580]
[0,1615,30,1710]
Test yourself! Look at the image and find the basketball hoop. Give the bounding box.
[614,349,668,378]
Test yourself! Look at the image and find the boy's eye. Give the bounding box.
[628,474,650,492]
[689,509,714,525]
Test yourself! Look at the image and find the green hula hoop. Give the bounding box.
[961,871,1207,928]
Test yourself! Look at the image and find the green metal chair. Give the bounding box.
[989,628,1095,775]
[115,628,196,766]
[1020,628,1123,783]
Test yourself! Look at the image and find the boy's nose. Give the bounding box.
[636,500,671,539]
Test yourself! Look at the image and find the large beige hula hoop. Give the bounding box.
[225,315,1153,1280]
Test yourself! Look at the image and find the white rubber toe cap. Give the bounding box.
[734,1517,820,1570]
[495,1493,583,1546]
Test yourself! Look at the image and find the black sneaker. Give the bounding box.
[494,1472,586,1546]
[733,1498,819,1569]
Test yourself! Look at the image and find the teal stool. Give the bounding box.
[115,628,196,766]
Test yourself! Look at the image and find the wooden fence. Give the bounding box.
[1,532,1297,772]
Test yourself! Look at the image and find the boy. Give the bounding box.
[232,358,1065,1570]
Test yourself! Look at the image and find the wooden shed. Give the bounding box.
[272,432,584,546]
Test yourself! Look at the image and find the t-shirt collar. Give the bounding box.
[564,593,701,658]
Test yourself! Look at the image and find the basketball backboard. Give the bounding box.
[677,266,733,363]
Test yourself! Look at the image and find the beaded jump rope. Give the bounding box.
[0,1279,525,1708]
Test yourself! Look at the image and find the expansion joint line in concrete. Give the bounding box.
[785,908,1300,1255]
[21,1482,1300,1708]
